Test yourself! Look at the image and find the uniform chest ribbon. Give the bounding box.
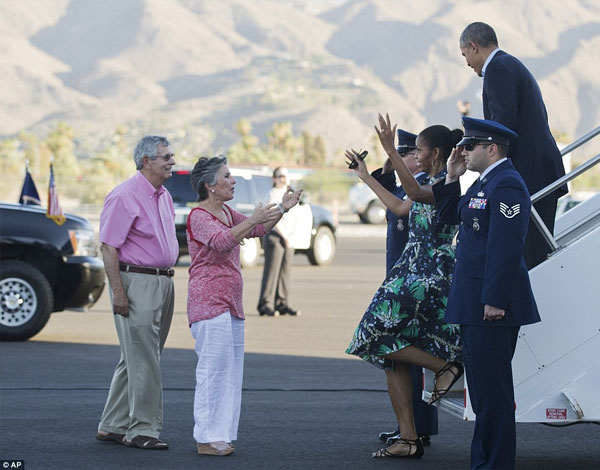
[468,197,488,209]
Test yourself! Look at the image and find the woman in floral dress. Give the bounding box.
[345,114,464,459]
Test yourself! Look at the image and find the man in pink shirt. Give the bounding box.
[96,135,178,450]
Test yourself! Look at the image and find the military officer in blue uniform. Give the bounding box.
[371,129,437,446]
[372,129,430,273]
[432,117,541,469]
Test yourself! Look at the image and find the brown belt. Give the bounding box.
[119,263,175,277]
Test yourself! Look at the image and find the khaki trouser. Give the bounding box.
[257,231,294,311]
[98,271,174,440]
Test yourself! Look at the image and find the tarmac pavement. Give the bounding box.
[1,233,599,469]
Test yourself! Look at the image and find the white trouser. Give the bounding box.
[191,312,244,443]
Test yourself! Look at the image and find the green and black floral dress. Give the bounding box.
[346,174,462,370]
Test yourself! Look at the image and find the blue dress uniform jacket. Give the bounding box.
[433,159,540,469]
[433,159,540,326]
[372,169,429,273]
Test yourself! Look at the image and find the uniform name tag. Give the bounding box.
[468,198,488,209]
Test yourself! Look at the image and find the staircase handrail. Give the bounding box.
[529,125,600,256]
[560,125,600,157]
[532,153,600,203]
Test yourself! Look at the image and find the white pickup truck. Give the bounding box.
[164,166,337,267]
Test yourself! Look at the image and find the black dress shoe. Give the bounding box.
[258,307,279,317]
[379,428,431,447]
[378,428,400,442]
[276,305,301,316]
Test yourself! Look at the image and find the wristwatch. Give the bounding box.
[277,203,288,214]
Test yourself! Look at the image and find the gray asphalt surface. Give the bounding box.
[1,233,599,469]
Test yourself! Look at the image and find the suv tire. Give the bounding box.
[307,226,335,266]
[0,260,53,341]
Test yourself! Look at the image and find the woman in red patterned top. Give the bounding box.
[186,155,302,456]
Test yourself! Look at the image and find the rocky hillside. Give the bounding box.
[1,0,599,160]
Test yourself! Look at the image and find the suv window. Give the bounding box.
[168,172,197,206]
[231,177,252,206]
[253,176,272,204]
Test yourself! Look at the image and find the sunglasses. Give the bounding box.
[155,153,175,161]
[274,174,287,178]
[463,143,492,151]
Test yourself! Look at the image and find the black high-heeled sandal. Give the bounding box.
[428,361,464,405]
[372,438,424,459]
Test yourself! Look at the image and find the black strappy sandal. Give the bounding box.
[428,361,464,405]
[372,438,424,459]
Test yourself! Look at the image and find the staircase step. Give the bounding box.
[421,390,466,420]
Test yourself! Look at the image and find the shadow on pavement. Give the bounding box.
[1,341,598,470]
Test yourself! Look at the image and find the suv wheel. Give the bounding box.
[361,200,386,224]
[0,260,53,341]
[240,237,261,268]
[307,226,335,266]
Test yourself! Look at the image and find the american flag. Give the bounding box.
[46,163,66,225]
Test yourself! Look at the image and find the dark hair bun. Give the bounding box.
[450,129,464,147]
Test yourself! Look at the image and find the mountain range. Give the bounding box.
[2,0,599,162]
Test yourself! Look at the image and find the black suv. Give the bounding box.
[0,203,106,341]
[163,167,337,267]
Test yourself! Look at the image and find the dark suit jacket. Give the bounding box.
[371,169,428,274]
[433,159,540,326]
[483,50,567,196]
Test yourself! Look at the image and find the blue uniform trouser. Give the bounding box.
[461,325,520,470]
[410,364,438,436]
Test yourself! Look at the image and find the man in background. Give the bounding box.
[257,167,301,317]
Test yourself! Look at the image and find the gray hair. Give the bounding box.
[133,135,171,170]
[460,22,498,48]
[190,154,228,201]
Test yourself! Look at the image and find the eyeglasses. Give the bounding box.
[155,153,175,161]
[463,143,491,151]
[274,174,286,179]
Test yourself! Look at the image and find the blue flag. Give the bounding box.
[18,168,41,205]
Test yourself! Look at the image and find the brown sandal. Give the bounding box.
[95,432,125,444]
[124,435,169,450]
[197,442,235,456]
